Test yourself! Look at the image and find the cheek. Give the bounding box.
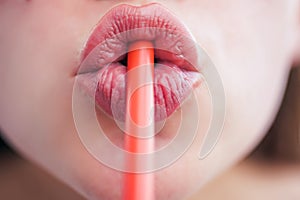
[0,3,95,177]
[169,0,293,182]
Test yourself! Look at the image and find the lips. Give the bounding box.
[76,3,202,122]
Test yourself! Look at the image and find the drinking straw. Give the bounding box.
[123,41,155,200]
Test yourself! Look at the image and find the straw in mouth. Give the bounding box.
[123,41,155,200]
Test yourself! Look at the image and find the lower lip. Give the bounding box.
[77,4,202,122]
[77,61,201,122]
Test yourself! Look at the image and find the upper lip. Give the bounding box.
[78,3,199,74]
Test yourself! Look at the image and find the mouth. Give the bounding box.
[76,3,202,122]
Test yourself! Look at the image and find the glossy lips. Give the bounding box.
[77,3,202,122]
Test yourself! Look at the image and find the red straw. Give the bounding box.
[123,41,155,200]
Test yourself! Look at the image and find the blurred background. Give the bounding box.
[0,66,299,199]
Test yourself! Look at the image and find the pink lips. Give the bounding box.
[77,3,201,122]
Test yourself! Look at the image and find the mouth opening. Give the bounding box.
[116,45,160,68]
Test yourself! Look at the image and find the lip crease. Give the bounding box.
[76,3,202,122]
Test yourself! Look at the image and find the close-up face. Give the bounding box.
[0,0,299,200]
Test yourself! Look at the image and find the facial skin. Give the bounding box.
[0,0,299,200]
